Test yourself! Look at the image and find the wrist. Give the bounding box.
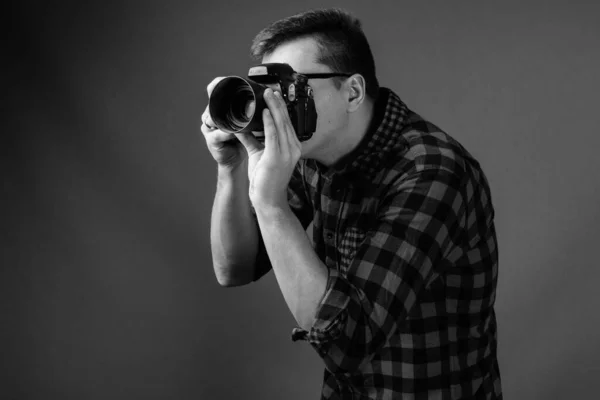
[217,161,246,179]
[252,199,291,220]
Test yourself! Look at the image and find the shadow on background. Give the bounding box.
[3,1,600,399]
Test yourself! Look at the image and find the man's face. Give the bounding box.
[261,37,349,158]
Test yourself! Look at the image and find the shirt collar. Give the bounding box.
[316,87,410,184]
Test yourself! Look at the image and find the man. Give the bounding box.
[201,8,502,400]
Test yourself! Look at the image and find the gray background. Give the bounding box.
[3,1,599,399]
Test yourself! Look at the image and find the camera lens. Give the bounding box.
[227,87,255,131]
[209,76,266,134]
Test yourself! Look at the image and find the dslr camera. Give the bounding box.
[208,63,317,142]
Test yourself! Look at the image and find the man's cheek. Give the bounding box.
[314,102,330,128]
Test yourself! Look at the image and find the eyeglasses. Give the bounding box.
[298,72,353,79]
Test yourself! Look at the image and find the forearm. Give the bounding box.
[254,203,328,330]
[210,162,259,286]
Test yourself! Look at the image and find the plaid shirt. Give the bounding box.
[254,88,502,399]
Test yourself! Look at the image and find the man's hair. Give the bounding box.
[250,8,380,100]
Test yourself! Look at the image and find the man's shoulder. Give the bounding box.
[386,111,479,178]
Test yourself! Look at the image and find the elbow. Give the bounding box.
[297,310,318,331]
[214,263,255,287]
[216,275,251,287]
[311,313,380,374]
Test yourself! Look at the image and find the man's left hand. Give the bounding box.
[235,88,302,210]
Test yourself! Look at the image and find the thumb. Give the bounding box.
[235,132,264,155]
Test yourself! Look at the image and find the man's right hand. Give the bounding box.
[200,77,248,170]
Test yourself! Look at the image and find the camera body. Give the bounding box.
[208,63,317,142]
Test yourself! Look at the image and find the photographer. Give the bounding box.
[201,8,501,399]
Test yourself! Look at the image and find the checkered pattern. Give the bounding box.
[255,88,502,399]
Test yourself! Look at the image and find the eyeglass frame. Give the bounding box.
[297,72,354,80]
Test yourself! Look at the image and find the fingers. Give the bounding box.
[200,102,263,156]
[201,123,235,142]
[271,91,291,153]
[202,77,225,131]
[235,132,263,155]
[263,88,295,154]
[206,77,226,97]
[201,110,217,131]
[200,109,220,134]
[262,107,279,153]
[200,106,235,142]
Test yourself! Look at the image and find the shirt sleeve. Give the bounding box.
[293,165,466,374]
[253,160,314,281]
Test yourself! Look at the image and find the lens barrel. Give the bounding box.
[208,77,267,134]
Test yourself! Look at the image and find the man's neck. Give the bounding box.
[312,98,376,168]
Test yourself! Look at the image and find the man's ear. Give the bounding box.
[346,74,367,113]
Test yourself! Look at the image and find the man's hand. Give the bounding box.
[235,88,302,210]
[235,88,327,330]
[201,77,248,170]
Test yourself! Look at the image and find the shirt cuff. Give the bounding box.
[290,268,352,350]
